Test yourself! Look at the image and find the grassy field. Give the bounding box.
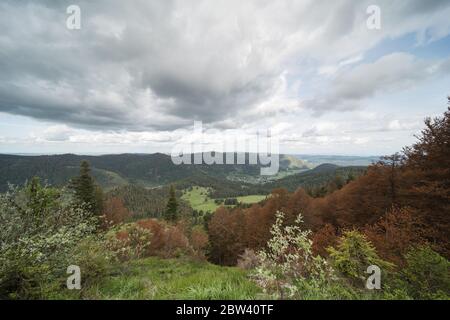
[181,186,267,212]
[236,195,267,204]
[181,186,219,212]
[69,257,260,300]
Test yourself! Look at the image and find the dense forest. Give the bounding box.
[0,153,311,192]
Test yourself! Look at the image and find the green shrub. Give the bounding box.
[396,246,450,299]
[328,231,394,287]
[253,211,335,299]
[0,182,98,299]
[71,238,117,288]
[105,224,152,261]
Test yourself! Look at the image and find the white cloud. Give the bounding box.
[41,125,73,142]
[306,53,450,114]
[0,0,450,154]
[318,54,364,76]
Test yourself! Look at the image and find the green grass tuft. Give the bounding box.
[76,257,260,300]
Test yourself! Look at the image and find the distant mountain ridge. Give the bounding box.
[294,154,380,167]
[310,163,340,173]
[0,153,312,192]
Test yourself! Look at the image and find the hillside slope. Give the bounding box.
[0,153,308,191]
[259,164,366,193]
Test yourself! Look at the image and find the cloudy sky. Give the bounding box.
[0,0,449,156]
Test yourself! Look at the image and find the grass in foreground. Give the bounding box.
[74,257,260,300]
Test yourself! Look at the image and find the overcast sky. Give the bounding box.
[0,0,449,156]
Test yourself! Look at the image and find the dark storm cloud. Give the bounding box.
[0,0,450,130]
[0,0,284,130]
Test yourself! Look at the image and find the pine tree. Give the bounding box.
[164,185,178,222]
[70,160,103,215]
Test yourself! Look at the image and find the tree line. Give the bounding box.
[207,99,450,267]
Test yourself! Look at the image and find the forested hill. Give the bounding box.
[0,153,193,191]
[257,164,366,194]
[0,153,312,192]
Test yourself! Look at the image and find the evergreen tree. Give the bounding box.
[94,185,104,215]
[25,176,60,225]
[164,185,178,222]
[328,231,393,286]
[70,160,103,215]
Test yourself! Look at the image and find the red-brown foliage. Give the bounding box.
[102,197,132,227]
[206,101,450,264]
[312,224,338,257]
[364,206,428,266]
[318,164,400,228]
[136,218,191,258]
[400,105,450,257]
[137,219,165,254]
[208,207,247,265]
[112,217,210,260]
[190,227,209,259]
[208,189,320,265]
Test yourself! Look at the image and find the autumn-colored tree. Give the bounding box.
[160,224,190,258]
[207,103,450,265]
[190,227,209,259]
[285,188,318,228]
[326,175,345,194]
[312,223,338,257]
[379,152,404,206]
[242,204,265,249]
[401,101,450,257]
[102,197,132,227]
[318,164,398,228]
[137,219,165,254]
[134,218,191,258]
[208,207,246,265]
[207,188,319,265]
[364,206,427,266]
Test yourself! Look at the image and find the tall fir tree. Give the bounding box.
[70,160,103,215]
[164,185,178,222]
